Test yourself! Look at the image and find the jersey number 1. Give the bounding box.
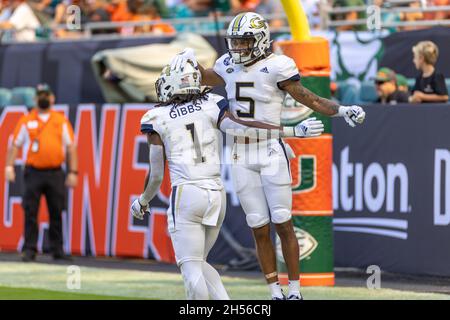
[186,123,205,164]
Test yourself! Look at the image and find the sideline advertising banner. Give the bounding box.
[333,104,450,276]
[0,104,253,265]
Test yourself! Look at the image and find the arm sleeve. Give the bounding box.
[434,73,448,95]
[140,109,158,134]
[139,144,164,204]
[276,55,301,90]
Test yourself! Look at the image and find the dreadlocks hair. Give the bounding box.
[156,87,213,108]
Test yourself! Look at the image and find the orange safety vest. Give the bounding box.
[12,109,74,169]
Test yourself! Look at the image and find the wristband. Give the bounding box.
[337,106,348,117]
[282,126,295,137]
[139,194,148,207]
[69,171,78,175]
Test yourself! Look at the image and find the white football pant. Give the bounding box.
[167,183,229,300]
[231,138,294,228]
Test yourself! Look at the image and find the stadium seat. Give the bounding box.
[0,88,12,107]
[10,87,36,107]
[446,79,450,98]
[359,81,378,103]
[407,78,416,91]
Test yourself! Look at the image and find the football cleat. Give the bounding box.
[287,293,304,300]
[271,290,286,300]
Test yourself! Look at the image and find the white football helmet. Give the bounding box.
[225,12,271,64]
[155,60,201,103]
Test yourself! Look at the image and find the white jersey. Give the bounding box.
[140,93,228,188]
[213,53,300,126]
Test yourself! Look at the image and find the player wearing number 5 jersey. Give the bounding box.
[130,61,306,300]
[170,12,366,300]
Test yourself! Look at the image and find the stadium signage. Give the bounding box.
[433,149,450,226]
[333,146,409,214]
[333,104,450,276]
[0,104,175,262]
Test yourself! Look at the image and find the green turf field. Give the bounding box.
[0,262,448,300]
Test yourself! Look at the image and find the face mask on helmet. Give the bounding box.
[226,12,270,65]
[225,36,257,64]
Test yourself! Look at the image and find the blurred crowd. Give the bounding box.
[0,0,448,41]
[0,0,286,41]
[332,41,449,105]
[333,0,450,32]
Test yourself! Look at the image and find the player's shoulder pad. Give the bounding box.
[272,54,297,69]
[273,53,300,87]
[140,108,159,134]
[214,53,233,74]
[272,53,293,62]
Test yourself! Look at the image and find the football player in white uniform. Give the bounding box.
[130,60,321,300]
[170,12,366,300]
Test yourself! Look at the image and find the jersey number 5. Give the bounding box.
[236,82,255,118]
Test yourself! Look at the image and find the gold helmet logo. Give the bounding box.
[250,17,267,29]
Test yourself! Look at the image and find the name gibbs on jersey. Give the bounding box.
[169,104,202,119]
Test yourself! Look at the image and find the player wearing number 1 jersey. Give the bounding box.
[129,61,311,300]
[170,12,366,300]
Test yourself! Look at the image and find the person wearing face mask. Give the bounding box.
[4,83,78,262]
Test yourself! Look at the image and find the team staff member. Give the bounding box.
[4,84,78,262]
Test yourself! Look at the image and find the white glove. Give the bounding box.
[130,196,150,220]
[170,48,198,72]
[338,105,366,127]
[283,117,324,137]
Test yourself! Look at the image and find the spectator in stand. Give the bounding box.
[400,0,424,31]
[256,0,321,30]
[230,0,260,13]
[0,0,41,41]
[423,0,450,20]
[0,0,12,22]
[373,0,402,33]
[129,0,174,34]
[374,67,410,104]
[86,0,113,34]
[168,0,226,32]
[396,74,410,93]
[34,0,62,17]
[410,41,449,103]
[110,0,174,35]
[53,0,89,38]
[333,0,367,31]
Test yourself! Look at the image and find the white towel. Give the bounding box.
[202,189,222,227]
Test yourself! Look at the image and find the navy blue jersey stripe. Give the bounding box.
[216,98,230,127]
[217,98,229,111]
[171,186,177,228]
[141,123,155,134]
[277,74,301,90]
[278,138,291,178]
